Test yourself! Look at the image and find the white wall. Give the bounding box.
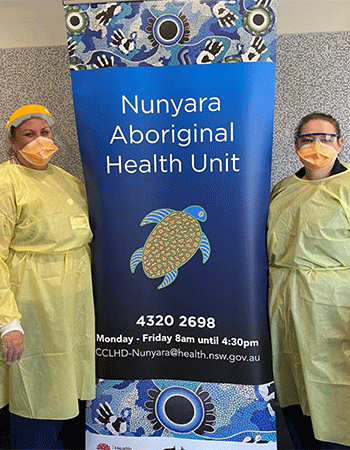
[277,0,350,35]
[0,0,349,49]
[0,0,67,49]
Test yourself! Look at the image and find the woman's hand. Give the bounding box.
[1,331,25,364]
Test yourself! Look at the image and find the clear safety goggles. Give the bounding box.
[296,133,339,147]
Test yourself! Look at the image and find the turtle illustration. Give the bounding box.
[130,205,211,289]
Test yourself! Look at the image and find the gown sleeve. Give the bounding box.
[0,172,21,326]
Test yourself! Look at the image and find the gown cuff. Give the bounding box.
[0,319,24,338]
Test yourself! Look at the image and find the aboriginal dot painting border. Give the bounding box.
[87,379,276,444]
[64,0,277,69]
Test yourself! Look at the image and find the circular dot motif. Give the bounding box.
[155,387,204,433]
[153,15,184,46]
[244,6,273,35]
[66,6,89,35]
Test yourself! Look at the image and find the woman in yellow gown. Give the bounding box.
[0,105,95,449]
[268,112,350,449]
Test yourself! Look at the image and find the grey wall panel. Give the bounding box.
[1,31,350,187]
[272,31,350,187]
[0,46,84,180]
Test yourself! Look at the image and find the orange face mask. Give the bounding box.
[19,137,58,166]
[297,141,338,170]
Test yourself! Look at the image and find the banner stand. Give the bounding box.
[63,1,278,448]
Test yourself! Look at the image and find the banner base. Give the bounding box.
[86,432,277,450]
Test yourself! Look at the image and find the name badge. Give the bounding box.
[70,215,90,230]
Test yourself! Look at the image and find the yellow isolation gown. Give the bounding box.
[267,163,350,446]
[0,161,95,420]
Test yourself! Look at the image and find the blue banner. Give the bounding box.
[65,1,277,448]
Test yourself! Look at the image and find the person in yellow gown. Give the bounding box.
[0,105,95,449]
[268,112,350,449]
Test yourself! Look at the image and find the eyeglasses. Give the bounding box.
[296,133,339,147]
